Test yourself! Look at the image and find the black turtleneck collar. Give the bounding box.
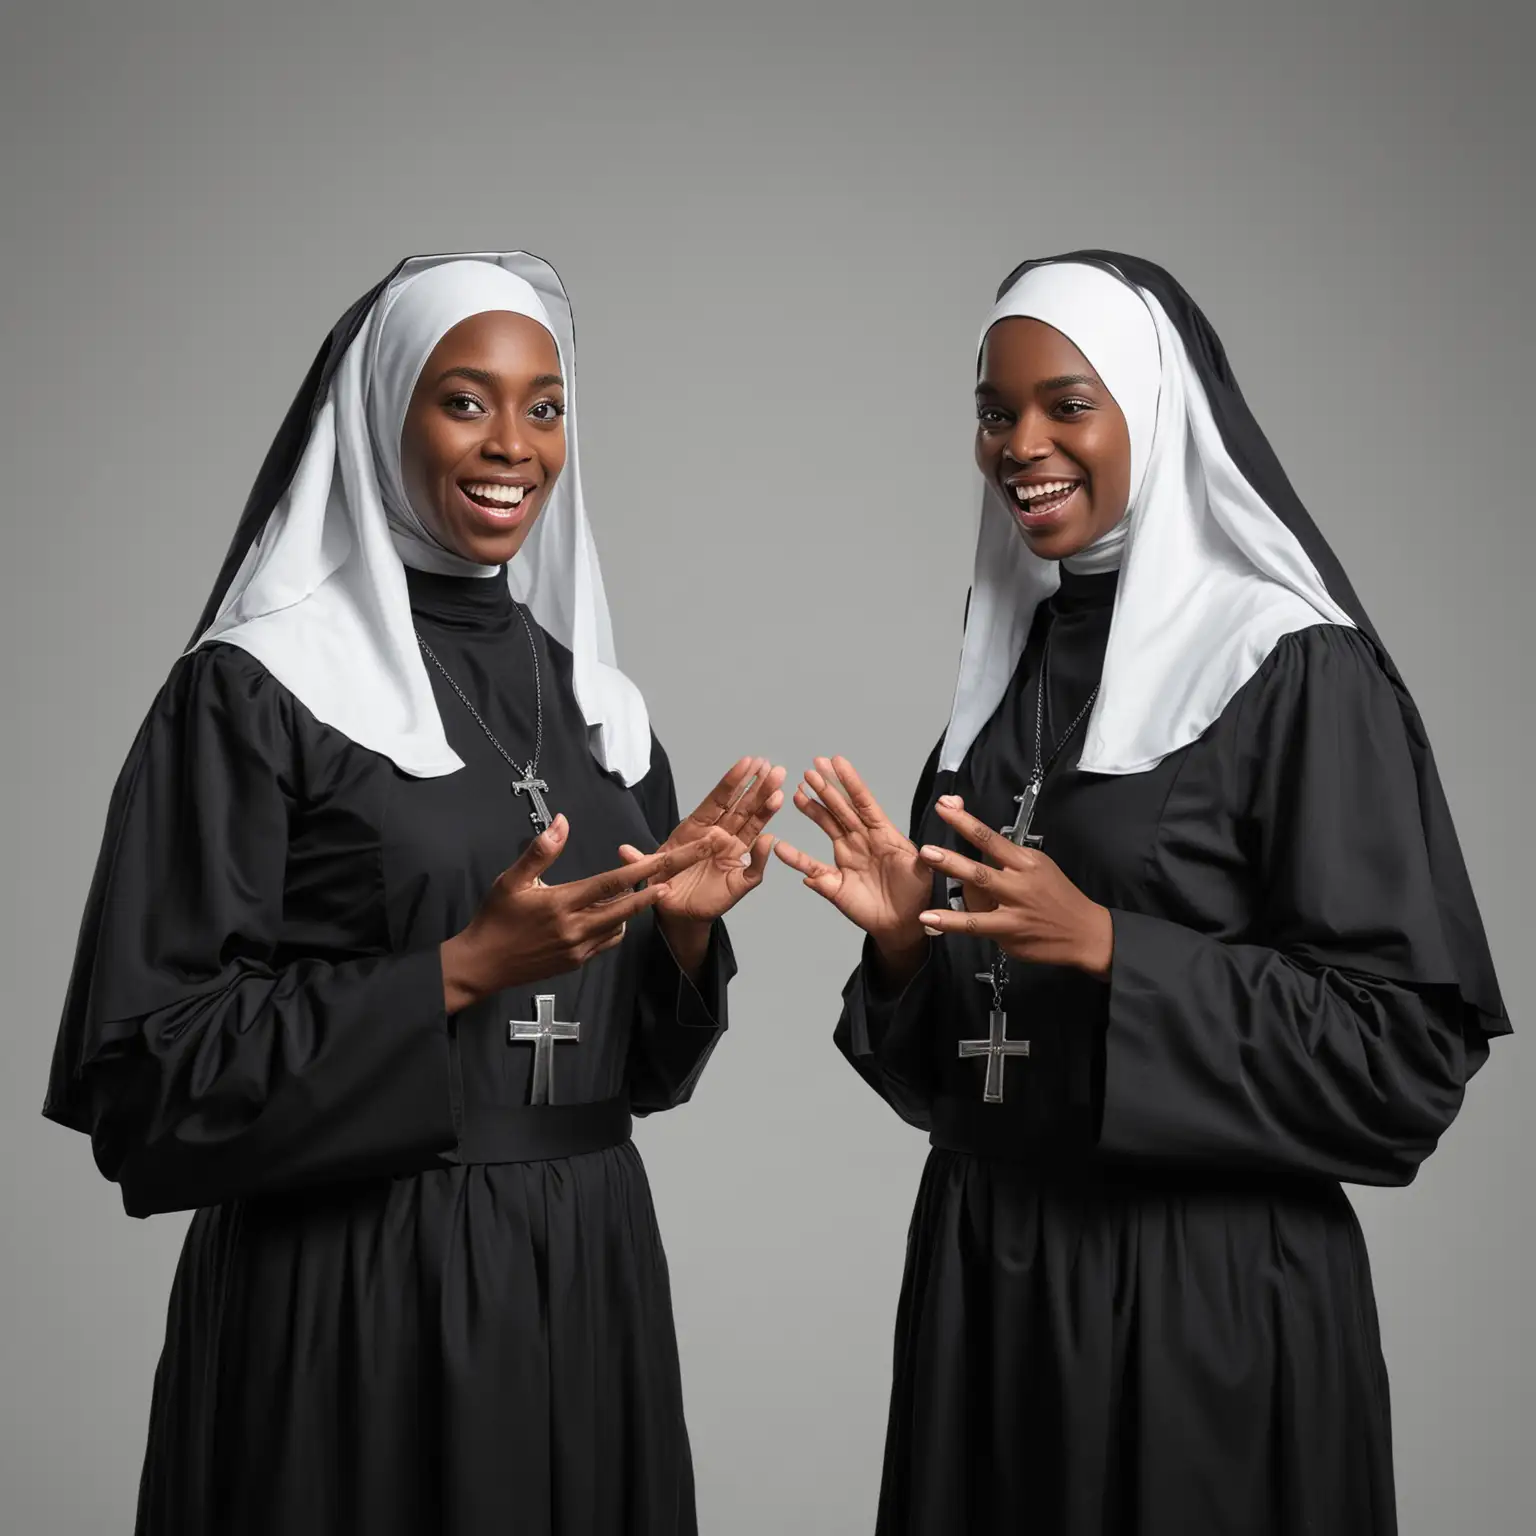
[1049,564,1120,615]
[406,565,515,632]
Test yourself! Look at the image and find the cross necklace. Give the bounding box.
[508,994,580,1105]
[416,603,555,834]
[959,627,1098,1104]
[419,609,581,1105]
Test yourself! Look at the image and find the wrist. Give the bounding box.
[871,930,928,990]
[658,912,712,980]
[1076,905,1115,981]
[440,932,489,1014]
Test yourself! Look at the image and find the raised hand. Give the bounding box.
[440,814,729,1012]
[914,795,1113,977]
[773,756,932,955]
[619,757,786,926]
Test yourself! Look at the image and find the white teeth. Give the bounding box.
[465,483,526,506]
[1013,480,1078,504]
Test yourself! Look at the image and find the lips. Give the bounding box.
[458,480,535,528]
[1008,478,1083,531]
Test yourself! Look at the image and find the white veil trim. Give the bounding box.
[193,253,652,785]
[939,262,1354,777]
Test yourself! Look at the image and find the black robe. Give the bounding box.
[839,566,1496,1534]
[45,565,731,1535]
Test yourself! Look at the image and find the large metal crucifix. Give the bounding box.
[510,994,580,1105]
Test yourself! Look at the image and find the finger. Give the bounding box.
[806,760,863,838]
[829,756,892,831]
[687,757,758,830]
[917,843,1002,890]
[772,838,832,881]
[914,905,1012,937]
[961,881,1001,914]
[773,839,847,904]
[711,756,765,837]
[576,881,671,937]
[569,837,717,908]
[504,815,570,889]
[792,784,845,845]
[731,833,774,894]
[735,778,787,845]
[933,796,1032,871]
[589,924,630,957]
[722,763,786,840]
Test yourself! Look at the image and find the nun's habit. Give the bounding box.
[839,254,1508,1535]
[45,254,732,1536]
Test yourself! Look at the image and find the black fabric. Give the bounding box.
[838,561,1490,1533]
[992,249,1506,1042]
[46,567,732,1534]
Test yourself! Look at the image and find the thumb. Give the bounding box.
[743,833,774,886]
[506,815,569,889]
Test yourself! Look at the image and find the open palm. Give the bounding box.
[773,755,931,944]
[621,757,785,923]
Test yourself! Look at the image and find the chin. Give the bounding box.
[444,513,541,568]
[1016,520,1097,563]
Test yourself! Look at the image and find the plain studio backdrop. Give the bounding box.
[2,1,1530,1530]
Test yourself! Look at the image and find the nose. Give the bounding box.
[1004,409,1053,467]
[478,422,533,466]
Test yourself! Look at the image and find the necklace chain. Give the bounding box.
[989,628,1099,1003]
[415,602,544,776]
[1030,627,1098,791]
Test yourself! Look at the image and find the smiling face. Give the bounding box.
[974,316,1132,562]
[399,310,567,566]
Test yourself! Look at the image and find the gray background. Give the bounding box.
[2,0,1530,1530]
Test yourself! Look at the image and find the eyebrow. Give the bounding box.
[975,372,1100,396]
[435,366,565,392]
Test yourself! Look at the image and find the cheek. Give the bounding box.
[400,419,452,498]
[1087,427,1131,504]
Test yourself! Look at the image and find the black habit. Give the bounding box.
[837,254,1508,1536]
[45,267,731,1534]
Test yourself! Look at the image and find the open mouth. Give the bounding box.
[1009,478,1082,530]
[459,481,534,525]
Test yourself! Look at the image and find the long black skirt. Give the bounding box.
[877,1150,1396,1535]
[135,1142,696,1535]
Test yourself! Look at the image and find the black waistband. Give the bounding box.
[929,1095,1342,1201]
[452,1096,632,1166]
[930,1094,1050,1164]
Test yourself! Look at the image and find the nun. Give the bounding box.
[775,252,1508,1533]
[44,251,783,1535]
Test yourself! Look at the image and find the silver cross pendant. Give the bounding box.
[1002,777,1044,850]
[511,764,554,833]
[960,968,1031,1104]
[509,994,581,1104]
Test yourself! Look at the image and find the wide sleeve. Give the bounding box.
[831,737,946,1132]
[624,733,737,1115]
[1099,625,1485,1186]
[42,644,459,1217]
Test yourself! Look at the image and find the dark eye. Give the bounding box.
[976,406,1009,429]
[444,393,486,417]
[1055,397,1094,418]
[529,399,566,423]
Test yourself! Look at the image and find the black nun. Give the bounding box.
[775,252,1507,1534]
[45,252,782,1536]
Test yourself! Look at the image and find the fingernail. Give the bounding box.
[938,795,961,808]
[920,845,940,859]
[922,924,942,937]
